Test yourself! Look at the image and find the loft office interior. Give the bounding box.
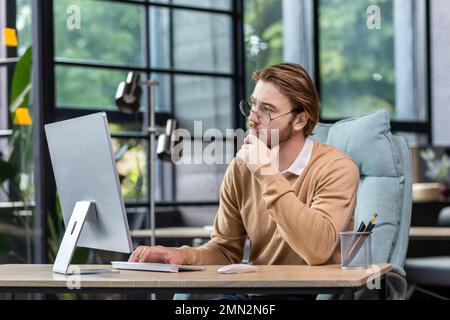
[0,0,450,301]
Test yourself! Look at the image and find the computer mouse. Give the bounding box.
[217,264,259,274]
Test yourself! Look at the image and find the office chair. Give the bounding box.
[313,110,413,300]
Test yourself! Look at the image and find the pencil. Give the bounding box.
[343,213,378,267]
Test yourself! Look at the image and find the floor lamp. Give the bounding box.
[115,73,160,247]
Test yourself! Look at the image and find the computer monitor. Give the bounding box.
[45,112,133,275]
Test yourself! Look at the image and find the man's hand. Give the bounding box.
[236,134,279,175]
[129,245,183,264]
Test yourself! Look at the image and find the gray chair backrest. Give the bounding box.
[312,111,412,276]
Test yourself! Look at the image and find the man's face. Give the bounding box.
[249,80,301,148]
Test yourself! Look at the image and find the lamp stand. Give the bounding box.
[147,80,159,248]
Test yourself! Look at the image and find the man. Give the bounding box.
[129,63,359,269]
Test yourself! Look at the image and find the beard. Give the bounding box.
[249,119,294,149]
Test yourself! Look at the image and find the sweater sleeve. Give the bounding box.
[176,160,247,265]
[253,158,360,266]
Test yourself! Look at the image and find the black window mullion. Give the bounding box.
[144,2,151,73]
[109,0,234,15]
[169,0,175,95]
[425,0,433,145]
[168,0,177,202]
[32,0,56,265]
[54,58,234,78]
[232,0,246,133]
[313,0,321,97]
[168,0,175,119]
[6,0,17,132]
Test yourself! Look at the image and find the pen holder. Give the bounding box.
[340,231,372,269]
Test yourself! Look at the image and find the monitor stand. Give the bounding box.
[52,201,117,275]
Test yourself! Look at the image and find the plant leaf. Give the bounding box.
[9,46,32,110]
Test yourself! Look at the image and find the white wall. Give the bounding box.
[394,0,415,121]
[431,0,450,146]
[282,0,315,79]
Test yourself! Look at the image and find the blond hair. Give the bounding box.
[252,63,320,136]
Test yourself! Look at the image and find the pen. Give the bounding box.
[349,221,366,249]
[347,216,372,254]
[356,221,366,233]
[343,213,378,266]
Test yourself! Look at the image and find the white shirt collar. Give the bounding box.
[282,137,314,176]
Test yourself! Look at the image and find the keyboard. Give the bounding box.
[111,261,206,273]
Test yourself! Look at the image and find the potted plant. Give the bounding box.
[0,46,33,264]
[421,148,450,200]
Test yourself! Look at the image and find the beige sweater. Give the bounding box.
[176,140,360,266]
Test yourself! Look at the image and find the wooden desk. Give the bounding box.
[135,226,450,242]
[137,227,450,240]
[410,227,450,240]
[0,264,391,299]
[131,227,212,239]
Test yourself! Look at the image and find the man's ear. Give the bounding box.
[293,112,309,132]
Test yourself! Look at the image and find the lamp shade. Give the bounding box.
[115,72,142,114]
[157,119,179,162]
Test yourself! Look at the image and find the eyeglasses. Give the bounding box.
[239,100,303,126]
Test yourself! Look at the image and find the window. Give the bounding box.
[319,0,396,119]
[175,140,233,202]
[244,0,430,144]
[174,75,233,134]
[55,66,144,111]
[54,0,146,110]
[0,68,6,135]
[318,0,428,124]
[15,0,32,56]
[0,2,8,194]
[0,0,34,264]
[244,0,283,94]
[0,0,33,190]
[155,0,232,11]
[172,10,233,73]
[55,0,145,67]
[0,58,8,201]
[52,0,242,227]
